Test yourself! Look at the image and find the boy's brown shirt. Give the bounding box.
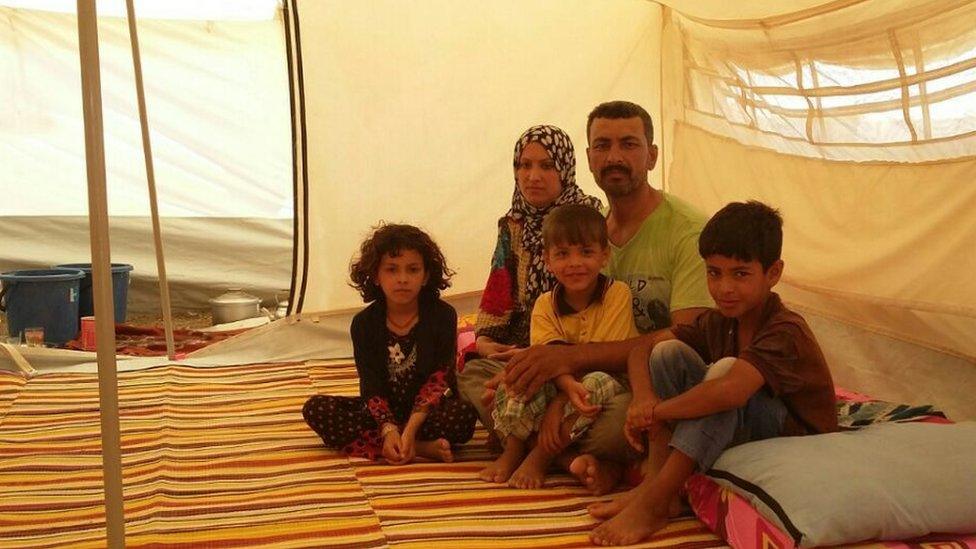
[672,292,838,436]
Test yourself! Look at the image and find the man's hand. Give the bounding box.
[504,345,574,398]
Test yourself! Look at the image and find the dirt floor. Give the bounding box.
[1,309,213,339]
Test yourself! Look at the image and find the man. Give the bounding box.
[462,101,712,489]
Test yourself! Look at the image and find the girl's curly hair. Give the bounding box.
[349,223,454,303]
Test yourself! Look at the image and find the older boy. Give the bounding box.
[589,201,837,546]
[478,204,638,493]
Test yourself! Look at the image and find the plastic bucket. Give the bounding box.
[0,269,85,345]
[53,263,134,322]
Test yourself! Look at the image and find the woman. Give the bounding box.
[457,125,602,432]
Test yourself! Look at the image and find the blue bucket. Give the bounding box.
[0,269,85,345]
[54,263,134,323]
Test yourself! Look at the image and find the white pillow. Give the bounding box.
[707,421,976,547]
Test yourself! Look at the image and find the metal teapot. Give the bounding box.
[261,290,290,321]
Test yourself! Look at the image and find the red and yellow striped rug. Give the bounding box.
[0,362,726,548]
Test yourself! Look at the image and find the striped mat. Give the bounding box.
[0,362,726,548]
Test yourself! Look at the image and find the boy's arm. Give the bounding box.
[627,330,676,403]
[538,392,572,455]
[654,359,766,421]
[624,330,677,445]
[555,373,600,416]
[671,307,710,327]
[553,373,577,393]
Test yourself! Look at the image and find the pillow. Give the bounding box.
[706,421,976,547]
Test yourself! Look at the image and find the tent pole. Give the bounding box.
[124,0,176,360]
[76,1,126,546]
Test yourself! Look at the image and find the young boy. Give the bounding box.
[478,204,638,494]
[588,201,837,546]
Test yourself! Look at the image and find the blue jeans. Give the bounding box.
[649,340,787,471]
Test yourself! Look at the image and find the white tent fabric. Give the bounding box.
[289,0,664,313]
[0,3,292,312]
[1,0,974,421]
[286,0,975,417]
[658,0,976,361]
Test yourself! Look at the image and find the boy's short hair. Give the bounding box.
[586,100,654,144]
[699,201,783,270]
[542,204,608,249]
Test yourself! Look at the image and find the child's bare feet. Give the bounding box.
[587,486,637,519]
[588,453,695,546]
[486,432,503,454]
[508,446,551,489]
[589,486,670,546]
[416,438,454,462]
[569,454,621,495]
[478,438,524,483]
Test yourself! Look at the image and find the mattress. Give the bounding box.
[686,388,975,549]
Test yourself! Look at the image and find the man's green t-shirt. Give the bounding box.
[605,193,713,334]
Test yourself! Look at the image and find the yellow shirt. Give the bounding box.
[530,279,639,346]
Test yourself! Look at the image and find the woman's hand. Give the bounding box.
[476,337,526,362]
[489,347,526,362]
[481,370,505,409]
[476,336,511,358]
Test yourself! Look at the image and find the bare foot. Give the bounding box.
[669,495,690,518]
[478,440,524,483]
[587,487,637,519]
[486,432,503,454]
[569,454,621,495]
[589,491,669,546]
[508,446,551,489]
[416,438,454,463]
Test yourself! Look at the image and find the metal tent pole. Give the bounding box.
[124,0,176,360]
[76,1,126,546]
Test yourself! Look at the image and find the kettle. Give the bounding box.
[209,288,262,325]
[262,290,290,320]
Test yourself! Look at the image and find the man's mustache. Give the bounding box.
[601,166,631,178]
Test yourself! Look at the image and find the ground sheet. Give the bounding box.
[0,362,723,548]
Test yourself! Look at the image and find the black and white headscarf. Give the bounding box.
[506,125,603,302]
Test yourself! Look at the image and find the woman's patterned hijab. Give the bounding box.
[506,125,603,303]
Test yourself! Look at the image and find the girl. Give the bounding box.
[303,224,477,464]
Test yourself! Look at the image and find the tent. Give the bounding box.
[286,0,976,421]
[1,0,975,546]
[1,0,293,311]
